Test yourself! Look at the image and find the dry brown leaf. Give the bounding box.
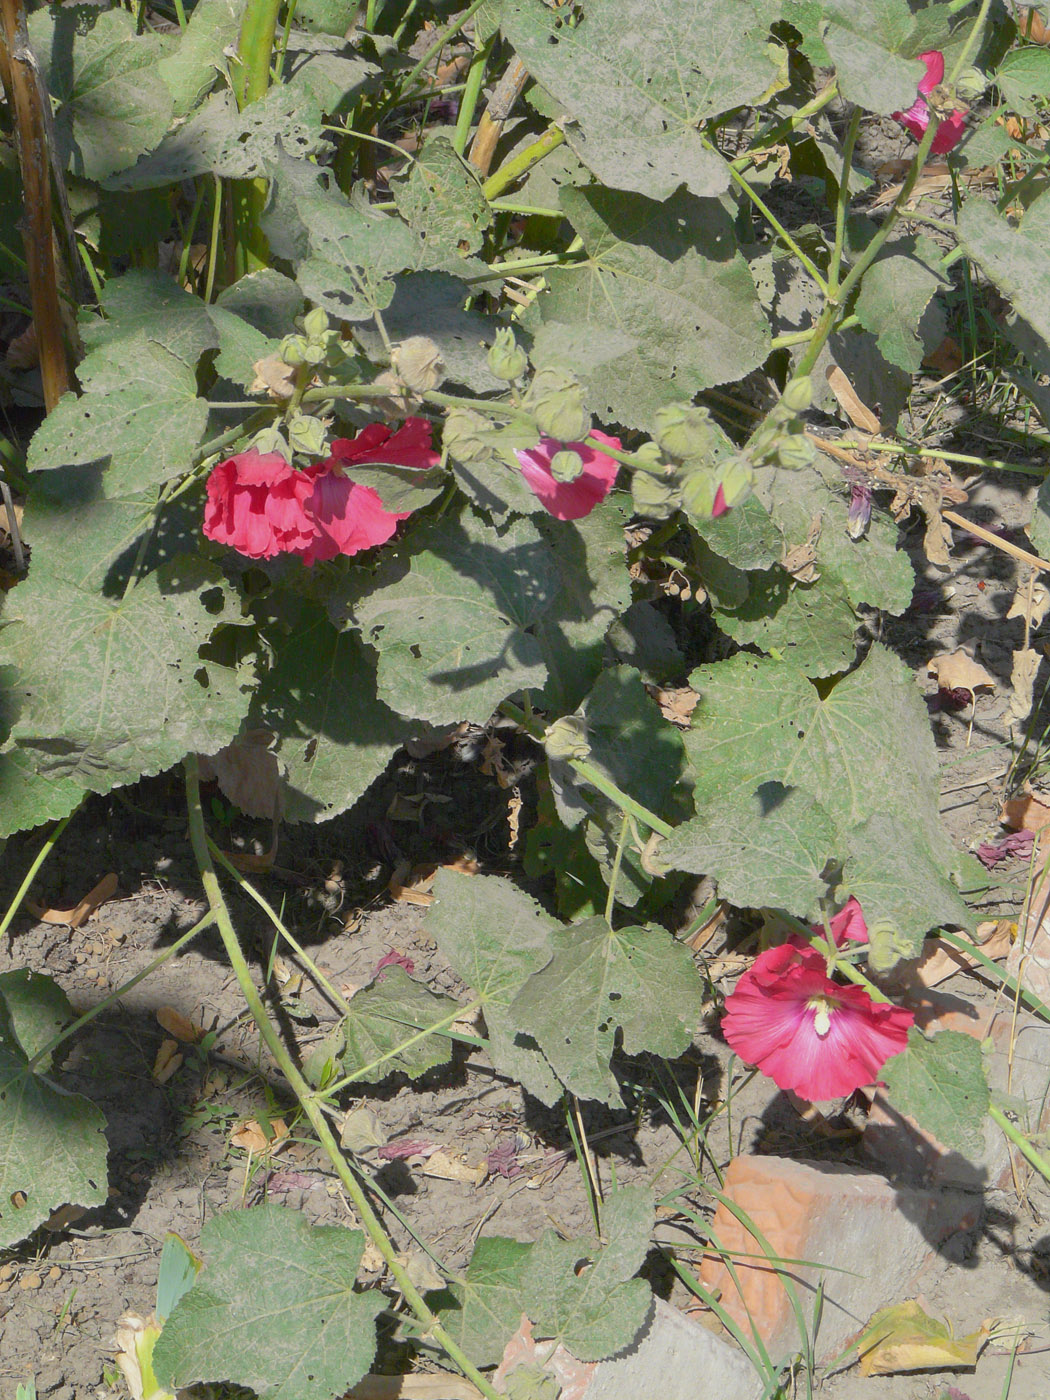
[27,872,118,928]
[340,1106,386,1152]
[152,1039,183,1085]
[348,1375,485,1400]
[685,900,729,951]
[507,785,523,850]
[1016,7,1050,41]
[647,683,700,728]
[199,730,282,819]
[912,921,1013,988]
[922,334,964,376]
[388,861,437,906]
[781,513,823,583]
[1007,580,1050,630]
[857,1299,990,1376]
[156,1006,203,1043]
[825,366,881,432]
[417,1148,487,1185]
[230,1117,290,1156]
[400,1249,446,1295]
[1008,647,1041,726]
[927,650,995,694]
[1001,791,1050,831]
[5,322,39,370]
[271,955,305,998]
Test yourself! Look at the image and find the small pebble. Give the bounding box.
[19,1272,42,1290]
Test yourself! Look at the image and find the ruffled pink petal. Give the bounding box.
[515,430,621,521]
[892,52,965,154]
[930,112,967,154]
[894,97,930,141]
[827,896,868,945]
[294,468,408,564]
[330,418,439,471]
[203,451,316,559]
[917,49,944,95]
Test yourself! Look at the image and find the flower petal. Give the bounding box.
[515,430,621,520]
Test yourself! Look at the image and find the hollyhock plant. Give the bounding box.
[515,430,621,520]
[722,943,913,1101]
[892,51,967,155]
[203,450,317,560]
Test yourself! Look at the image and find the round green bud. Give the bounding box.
[487,327,529,382]
[717,455,754,509]
[549,449,584,483]
[443,406,493,465]
[303,307,330,341]
[279,334,308,367]
[654,404,714,462]
[680,466,719,520]
[543,715,591,763]
[780,375,813,414]
[631,470,680,520]
[287,412,328,457]
[250,426,292,461]
[393,336,444,394]
[525,366,590,443]
[775,434,816,470]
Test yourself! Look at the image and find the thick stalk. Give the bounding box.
[453,34,493,157]
[183,756,504,1400]
[0,0,69,408]
[483,126,566,200]
[229,0,282,275]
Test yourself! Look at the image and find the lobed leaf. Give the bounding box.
[881,1028,990,1158]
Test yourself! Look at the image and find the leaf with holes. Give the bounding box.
[0,971,74,1069]
[153,1204,383,1400]
[510,917,706,1106]
[354,510,558,725]
[391,133,492,260]
[425,869,561,1104]
[713,572,859,677]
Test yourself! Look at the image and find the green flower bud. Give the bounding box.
[443,406,493,465]
[250,426,292,461]
[279,334,308,367]
[775,433,816,470]
[487,327,529,382]
[525,366,590,442]
[303,307,330,341]
[654,404,714,462]
[780,375,813,414]
[287,411,329,457]
[866,917,913,974]
[680,466,719,520]
[544,714,591,763]
[631,470,681,520]
[717,455,754,509]
[301,341,327,366]
[549,449,584,483]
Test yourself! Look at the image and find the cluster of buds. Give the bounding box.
[629,405,753,523]
[279,307,346,370]
[747,375,815,471]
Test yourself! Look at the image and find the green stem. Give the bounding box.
[0,804,82,940]
[391,0,489,105]
[829,107,862,296]
[483,126,567,200]
[770,314,859,349]
[182,756,504,1400]
[317,999,484,1099]
[453,34,493,156]
[948,0,994,85]
[989,1102,1050,1180]
[604,814,630,925]
[727,163,829,295]
[229,0,282,275]
[729,79,839,172]
[835,437,1047,478]
[26,911,216,1073]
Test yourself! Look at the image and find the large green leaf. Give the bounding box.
[158,0,247,118]
[0,1045,108,1248]
[714,571,858,677]
[391,133,492,259]
[424,869,561,1104]
[511,917,706,1106]
[0,971,74,1068]
[854,237,948,374]
[500,0,777,200]
[881,1029,989,1158]
[27,335,210,496]
[664,781,836,918]
[81,270,219,367]
[0,745,83,840]
[29,7,173,180]
[820,0,934,114]
[255,609,409,823]
[154,1205,383,1400]
[432,1237,533,1367]
[295,185,423,321]
[958,191,1050,350]
[2,558,250,792]
[542,185,770,428]
[520,1187,654,1360]
[354,511,558,725]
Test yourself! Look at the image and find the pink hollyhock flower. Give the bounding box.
[291,418,441,565]
[203,450,317,559]
[892,51,967,155]
[721,943,913,1100]
[515,430,621,520]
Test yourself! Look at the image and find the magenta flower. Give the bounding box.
[203,450,317,560]
[721,943,913,1101]
[892,51,967,155]
[515,430,621,520]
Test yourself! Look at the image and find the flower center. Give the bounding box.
[807,995,839,1038]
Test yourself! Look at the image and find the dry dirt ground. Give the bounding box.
[4,462,1050,1400]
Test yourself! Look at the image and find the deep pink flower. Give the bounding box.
[515,430,621,520]
[328,419,439,473]
[721,944,913,1100]
[203,450,317,559]
[892,51,967,155]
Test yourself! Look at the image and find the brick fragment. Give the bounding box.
[863,991,1050,1189]
[696,1154,980,1361]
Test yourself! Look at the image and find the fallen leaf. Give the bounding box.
[156,1006,203,1043]
[28,872,118,928]
[912,921,1014,987]
[340,1107,387,1153]
[376,1138,436,1161]
[230,1117,289,1156]
[417,1148,487,1185]
[647,684,700,728]
[271,955,305,997]
[825,366,881,432]
[400,1249,445,1294]
[975,832,1034,870]
[781,513,823,583]
[1016,7,1050,42]
[1007,581,1050,630]
[152,1038,183,1085]
[922,334,964,376]
[928,651,995,695]
[5,322,39,370]
[388,861,437,906]
[375,949,416,976]
[1001,791,1050,832]
[348,1374,485,1399]
[856,1299,990,1376]
[507,785,523,850]
[199,730,282,819]
[1008,647,1041,726]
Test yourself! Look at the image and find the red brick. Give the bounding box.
[863,991,1050,1189]
[696,1154,980,1361]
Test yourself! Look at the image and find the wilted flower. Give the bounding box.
[892,51,967,155]
[721,942,913,1101]
[203,450,317,559]
[515,431,621,520]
